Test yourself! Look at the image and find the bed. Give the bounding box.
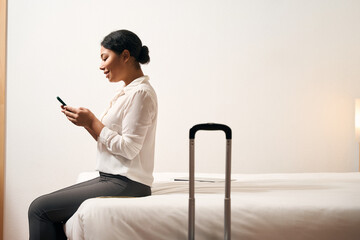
[65,171,360,240]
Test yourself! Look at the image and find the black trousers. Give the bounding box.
[28,172,151,240]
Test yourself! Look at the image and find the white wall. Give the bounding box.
[5,0,360,239]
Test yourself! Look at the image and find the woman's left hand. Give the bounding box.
[61,106,96,128]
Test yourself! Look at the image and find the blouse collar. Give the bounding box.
[123,75,149,94]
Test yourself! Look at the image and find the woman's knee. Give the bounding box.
[28,195,49,220]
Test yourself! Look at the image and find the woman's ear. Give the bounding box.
[122,50,131,63]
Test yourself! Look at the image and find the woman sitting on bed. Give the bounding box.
[28,29,158,240]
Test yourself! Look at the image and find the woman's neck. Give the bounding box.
[123,68,144,86]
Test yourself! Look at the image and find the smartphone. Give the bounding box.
[56,96,67,106]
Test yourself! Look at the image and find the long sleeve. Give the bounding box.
[97,90,156,160]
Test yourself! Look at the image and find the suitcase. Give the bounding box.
[188,123,232,240]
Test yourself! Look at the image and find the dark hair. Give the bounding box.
[101,29,150,64]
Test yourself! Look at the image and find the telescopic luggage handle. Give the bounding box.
[188,123,232,240]
[189,123,232,139]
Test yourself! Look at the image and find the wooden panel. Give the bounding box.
[0,0,7,239]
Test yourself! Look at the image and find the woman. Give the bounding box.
[28,29,158,240]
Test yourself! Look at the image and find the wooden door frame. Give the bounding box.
[0,0,7,239]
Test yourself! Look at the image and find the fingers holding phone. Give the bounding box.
[56,97,104,140]
[64,107,95,127]
[57,96,96,128]
[57,96,77,124]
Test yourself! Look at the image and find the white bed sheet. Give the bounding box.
[65,172,360,240]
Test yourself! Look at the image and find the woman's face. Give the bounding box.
[99,46,126,82]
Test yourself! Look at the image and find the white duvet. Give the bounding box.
[65,172,360,240]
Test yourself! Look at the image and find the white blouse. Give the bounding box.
[96,75,158,186]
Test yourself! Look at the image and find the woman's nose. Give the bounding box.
[99,63,105,71]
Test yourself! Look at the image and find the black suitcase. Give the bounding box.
[188,123,232,240]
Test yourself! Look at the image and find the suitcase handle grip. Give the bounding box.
[189,123,232,139]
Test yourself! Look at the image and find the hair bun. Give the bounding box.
[138,45,150,64]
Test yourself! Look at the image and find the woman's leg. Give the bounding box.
[28,174,150,240]
[28,177,100,240]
